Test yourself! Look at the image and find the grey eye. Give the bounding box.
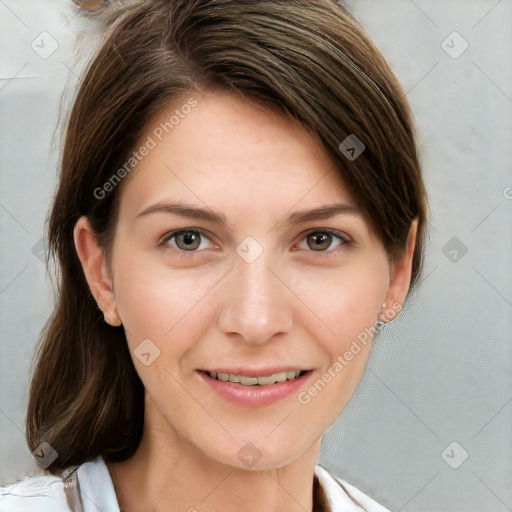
[71,0,110,15]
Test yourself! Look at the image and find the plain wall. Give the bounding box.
[1,1,511,510]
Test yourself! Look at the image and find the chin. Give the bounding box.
[202,429,318,472]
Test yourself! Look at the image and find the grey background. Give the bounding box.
[1,1,511,511]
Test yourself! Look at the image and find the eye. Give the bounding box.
[298,229,351,253]
[159,229,216,252]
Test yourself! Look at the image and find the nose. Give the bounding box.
[217,251,294,345]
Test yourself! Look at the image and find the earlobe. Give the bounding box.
[380,218,418,323]
[73,216,122,327]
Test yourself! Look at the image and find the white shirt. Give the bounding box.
[0,455,390,512]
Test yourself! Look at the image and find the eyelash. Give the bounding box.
[299,229,353,256]
[158,228,352,257]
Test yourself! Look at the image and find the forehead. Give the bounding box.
[117,91,357,220]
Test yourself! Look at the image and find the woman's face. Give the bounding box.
[77,90,415,470]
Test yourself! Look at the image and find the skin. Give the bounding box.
[74,90,417,512]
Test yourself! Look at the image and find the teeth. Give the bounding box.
[256,374,279,386]
[207,370,302,386]
[273,371,287,383]
[239,376,259,385]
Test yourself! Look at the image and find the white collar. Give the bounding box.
[75,456,389,512]
[315,464,390,511]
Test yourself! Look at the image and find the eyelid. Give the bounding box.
[158,228,218,252]
[158,227,353,255]
[302,227,352,244]
[295,228,352,254]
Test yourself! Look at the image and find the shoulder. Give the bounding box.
[0,455,119,512]
[0,472,70,512]
[315,464,391,512]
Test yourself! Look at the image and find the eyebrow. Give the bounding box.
[136,201,228,224]
[135,200,362,228]
[284,203,361,225]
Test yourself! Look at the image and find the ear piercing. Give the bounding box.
[375,320,386,331]
[376,302,402,331]
[375,302,388,331]
[71,0,110,16]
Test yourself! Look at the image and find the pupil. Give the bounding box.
[179,232,199,250]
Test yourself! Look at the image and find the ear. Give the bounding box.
[380,218,418,323]
[73,215,122,327]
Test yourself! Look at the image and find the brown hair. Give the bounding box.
[26,0,428,504]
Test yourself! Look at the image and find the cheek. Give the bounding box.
[293,266,384,423]
[287,258,388,346]
[111,251,220,354]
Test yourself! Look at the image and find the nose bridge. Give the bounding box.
[217,248,293,343]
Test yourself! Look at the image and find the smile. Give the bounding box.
[205,370,305,386]
[199,368,313,407]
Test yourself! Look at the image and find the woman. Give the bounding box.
[0,0,428,510]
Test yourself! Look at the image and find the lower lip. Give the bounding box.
[198,371,313,407]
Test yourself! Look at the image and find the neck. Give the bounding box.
[106,405,322,512]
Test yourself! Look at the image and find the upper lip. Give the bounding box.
[200,367,310,377]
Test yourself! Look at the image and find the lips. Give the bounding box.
[199,368,313,406]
